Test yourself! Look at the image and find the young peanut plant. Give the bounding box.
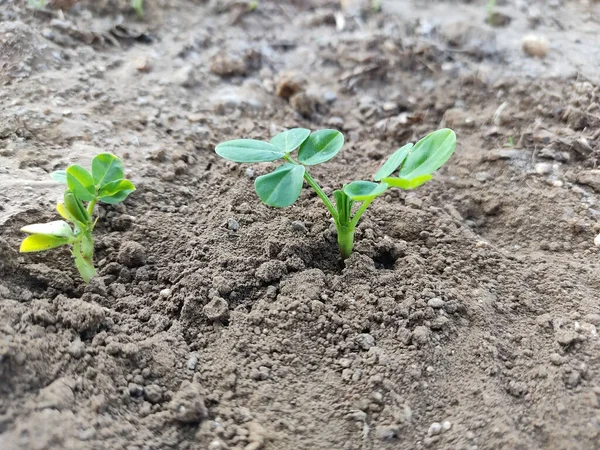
[216,128,456,258]
[19,154,135,282]
[132,0,144,18]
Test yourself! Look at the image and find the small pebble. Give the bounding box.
[227,218,240,231]
[203,297,229,321]
[411,326,431,347]
[291,221,308,233]
[427,298,445,308]
[135,55,152,73]
[255,260,287,283]
[67,340,85,359]
[118,241,147,268]
[594,234,600,247]
[144,384,163,404]
[355,333,375,350]
[159,288,171,298]
[376,425,398,441]
[371,392,383,404]
[428,422,442,436]
[128,383,144,397]
[535,162,553,175]
[208,440,227,450]
[323,91,337,103]
[584,313,600,326]
[522,35,549,58]
[549,353,566,366]
[441,420,452,432]
[187,356,198,370]
[555,330,580,346]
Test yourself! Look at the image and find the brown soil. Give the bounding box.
[1,1,600,449]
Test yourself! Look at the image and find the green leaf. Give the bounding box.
[382,174,433,190]
[57,203,76,223]
[374,143,413,181]
[98,179,135,197]
[92,153,124,188]
[334,190,354,225]
[64,191,90,224]
[20,234,71,253]
[254,164,305,207]
[270,128,311,153]
[21,220,74,238]
[343,181,389,201]
[66,165,96,201]
[298,129,344,165]
[216,139,285,163]
[399,129,456,179]
[98,179,136,204]
[51,170,67,184]
[131,0,144,18]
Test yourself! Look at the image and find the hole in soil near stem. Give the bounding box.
[373,250,396,270]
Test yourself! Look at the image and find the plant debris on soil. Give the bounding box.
[1,1,600,449]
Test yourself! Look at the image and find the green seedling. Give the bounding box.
[131,0,143,18]
[487,0,496,22]
[215,128,456,258]
[19,154,136,283]
[28,0,47,9]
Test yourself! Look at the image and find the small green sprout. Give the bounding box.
[19,154,136,283]
[487,0,496,22]
[28,0,47,9]
[131,0,144,18]
[503,136,515,148]
[215,128,456,259]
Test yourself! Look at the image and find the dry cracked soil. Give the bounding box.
[1,0,600,449]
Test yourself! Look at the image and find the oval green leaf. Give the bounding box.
[51,170,67,184]
[92,153,124,187]
[254,163,305,207]
[270,128,311,153]
[399,129,456,179]
[21,220,74,238]
[382,174,433,190]
[343,181,389,201]
[98,179,136,205]
[57,203,76,223]
[66,165,96,201]
[216,139,285,163]
[64,191,90,224]
[374,143,413,181]
[20,234,71,253]
[298,129,344,165]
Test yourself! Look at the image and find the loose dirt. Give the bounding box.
[1,1,600,449]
